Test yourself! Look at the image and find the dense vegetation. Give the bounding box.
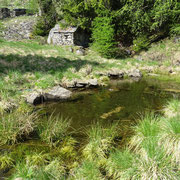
[35,0,180,57]
[0,0,180,179]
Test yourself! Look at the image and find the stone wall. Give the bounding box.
[52,32,74,45]
[3,18,36,40]
[0,8,10,19]
[0,8,26,19]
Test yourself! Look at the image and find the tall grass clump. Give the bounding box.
[164,99,180,118]
[0,111,38,145]
[135,139,180,180]
[83,122,118,163]
[129,113,160,151]
[38,113,71,146]
[70,160,103,180]
[159,115,180,165]
[105,149,136,179]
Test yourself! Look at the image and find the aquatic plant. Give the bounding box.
[164,99,180,118]
[25,152,50,167]
[38,113,71,146]
[44,158,66,180]
[83,122,118,163]
[0,111,38,145]
[70,160,103,180]
[159,115,180,165]
[129,114,160,152]
[0,153,14,170]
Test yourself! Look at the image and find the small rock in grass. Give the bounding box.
[128,69,142,78]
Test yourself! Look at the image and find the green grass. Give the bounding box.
[38,113,71,146]
[129,113,160,152]
[164,99,180,118]
[0,111,38,145]
[83,122,119,162]
[159,115,180,165]
[71,160,103,180]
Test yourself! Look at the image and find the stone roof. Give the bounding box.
[53,24,78,33]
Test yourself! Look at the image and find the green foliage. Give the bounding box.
[33,0,56,36]
[38,113,71,146]
[132,35,150,52]
[0,111,38,145]
[91,15,117,58]
[71,160,103,180]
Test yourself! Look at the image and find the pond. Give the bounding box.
[42,78,180,131]
[1,78,180,179]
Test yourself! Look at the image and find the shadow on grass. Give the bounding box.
[0,54,101,75]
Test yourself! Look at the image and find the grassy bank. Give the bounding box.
[0,37,179,112]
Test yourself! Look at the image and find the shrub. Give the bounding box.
[132,35,150,52]
[91,15,117,58]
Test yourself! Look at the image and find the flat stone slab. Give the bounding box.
[44,86,72,101]
[26,86,72,105]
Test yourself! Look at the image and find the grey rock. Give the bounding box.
[26,92,44,105]
[69,47,74,53]
[45,86,72,101]
[108,69,124,79]
[128,69,143,78]
[88,79,98,86]
[76,49,85,56]
[174,37,180,43]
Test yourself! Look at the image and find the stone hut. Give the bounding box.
[0,8,10,19]
[11,9,27,17]
[47,24,89,47]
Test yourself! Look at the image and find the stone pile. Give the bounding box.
[3,19,35,40]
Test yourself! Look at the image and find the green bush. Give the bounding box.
[91,15,117,58]
[132,35,150,52]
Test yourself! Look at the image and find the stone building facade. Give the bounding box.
[0,8,10,19]
[47,24,89,47]
[0,8,26,19]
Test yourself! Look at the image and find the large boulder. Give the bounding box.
[26,86,72,105]
[26,92,44,105]
[44,86,72,101]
